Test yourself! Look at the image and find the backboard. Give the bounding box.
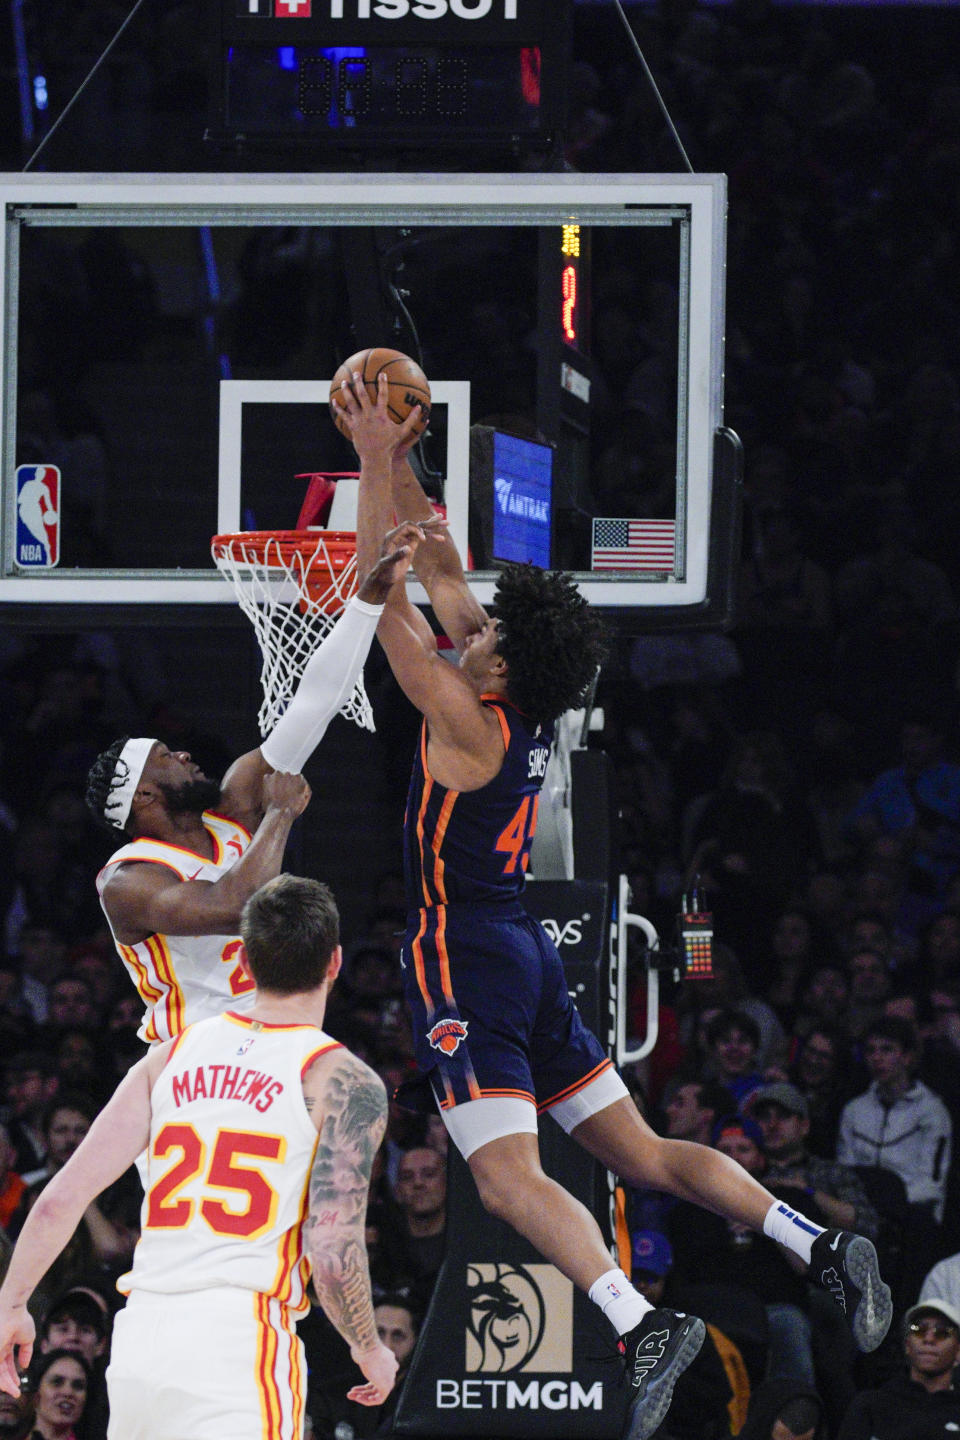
[0,172,737,623]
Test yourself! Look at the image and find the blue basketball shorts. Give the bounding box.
[400,901,614,1117]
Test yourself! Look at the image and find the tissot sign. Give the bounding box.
[226,0,545,39]
[249,1,525,15]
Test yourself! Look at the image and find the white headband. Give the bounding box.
[103,737,157,830]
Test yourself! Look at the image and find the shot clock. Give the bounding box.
[558,222,590,368]
[207,0,571,151]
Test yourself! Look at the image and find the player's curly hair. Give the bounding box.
[492,563,608,726]
[84,736,130,831]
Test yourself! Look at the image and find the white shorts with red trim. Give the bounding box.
[107,1287,305,1440]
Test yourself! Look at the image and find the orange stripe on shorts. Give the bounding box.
[537,1058,614,1113]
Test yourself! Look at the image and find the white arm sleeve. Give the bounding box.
[259,596,384,773]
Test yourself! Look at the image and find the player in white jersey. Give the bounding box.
[85,390,426,1043]
[0,873,397,1440]
[93,772,309,1042]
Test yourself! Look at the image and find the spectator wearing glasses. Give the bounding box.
[836,1298,960,1439]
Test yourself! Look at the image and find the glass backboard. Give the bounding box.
[1,172,737,621]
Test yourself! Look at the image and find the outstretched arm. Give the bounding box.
[0,1050,162,1394]
[332,370,485,653]
[391,455,488,653]
[302,1049,397,1406]
[333,372,499,771]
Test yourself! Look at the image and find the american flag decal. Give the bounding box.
[591,518,676,572]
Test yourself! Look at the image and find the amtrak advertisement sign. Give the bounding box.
[491,431,552,569]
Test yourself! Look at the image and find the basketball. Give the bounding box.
[329,348,431,442]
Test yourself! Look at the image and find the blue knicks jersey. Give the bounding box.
[403,695,554,908]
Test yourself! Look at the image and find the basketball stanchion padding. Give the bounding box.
[211,529,373,737]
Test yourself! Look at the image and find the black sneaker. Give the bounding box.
[618,1307,706,1440]
[809,1229,892,1352]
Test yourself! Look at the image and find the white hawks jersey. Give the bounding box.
[96,811,255,1043]
[122,1011,341,1314]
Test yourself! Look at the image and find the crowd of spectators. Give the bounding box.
[3,1,960,1437]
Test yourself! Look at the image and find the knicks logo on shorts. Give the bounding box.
[427,1018,469,1055]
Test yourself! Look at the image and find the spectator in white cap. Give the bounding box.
[836,1297,960,1438]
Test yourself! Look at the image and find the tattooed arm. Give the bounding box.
[302,1049,397,1406]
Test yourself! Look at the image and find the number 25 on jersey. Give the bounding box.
[146,1123,285,1239]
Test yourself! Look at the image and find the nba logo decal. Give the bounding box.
[427,1018,469,1055]
[16,465,60,568]
[276,0,311,14]
[236,1034,256,1057]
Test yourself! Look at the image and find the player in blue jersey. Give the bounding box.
[334,372,892,1440]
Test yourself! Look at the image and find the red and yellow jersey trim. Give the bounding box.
[268,1132,319,1313]
[204,810,253,841]
[281,1303,305,1440]
[161,1028,192,1070]
[222,1011,328,1035]
[300,1042,343,1080]
[100,813,250,876]
[100,855,190,882]
[254,1292,284,1438]
[253,1294,303,1440]
[119,937,184,1043]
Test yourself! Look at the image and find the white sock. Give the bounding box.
[587,1267,654,1337]
[762,1199,826,1264]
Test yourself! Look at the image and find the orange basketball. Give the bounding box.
[329,347,431,442]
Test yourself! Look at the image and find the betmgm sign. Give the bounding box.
[399,1256,615,1434]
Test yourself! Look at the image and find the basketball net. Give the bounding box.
[211,526,374,737]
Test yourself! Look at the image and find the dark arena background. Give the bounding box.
[2,2,960,1439]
